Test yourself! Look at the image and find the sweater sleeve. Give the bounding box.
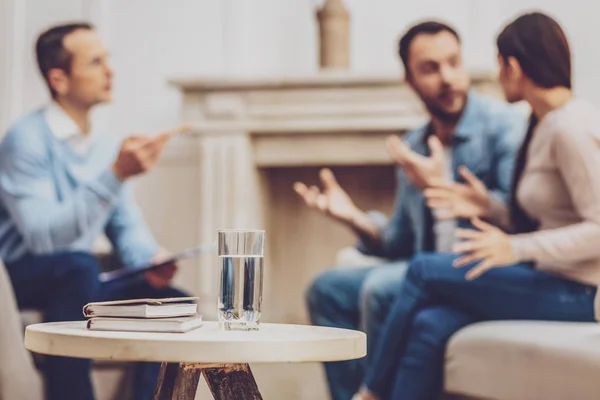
[0,132,123,255]
[510,123,600,264]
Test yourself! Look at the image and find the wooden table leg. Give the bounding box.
[201,363,263,400]
[152,362,263,400]
[153,362,202,400]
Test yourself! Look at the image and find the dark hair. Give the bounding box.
[35,22,94,98]
[497,12,571,233]
[398,21,460,77]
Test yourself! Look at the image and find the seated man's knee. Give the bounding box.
[61,251,100,274]
[55,252,100,296]
[360,274,387,316]
[360,264,407,316]
[155,286,189,299]
[305,269,348,322]
[306,270,334,311]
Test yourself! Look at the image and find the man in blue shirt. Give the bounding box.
[294,21,526,400]
[0,23,187,400]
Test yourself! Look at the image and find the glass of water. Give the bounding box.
[217,229,265,331]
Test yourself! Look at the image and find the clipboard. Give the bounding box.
[98,243,216,283]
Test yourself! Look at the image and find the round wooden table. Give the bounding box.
[25,321,366,399]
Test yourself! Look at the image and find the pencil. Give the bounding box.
[165,125,191,137]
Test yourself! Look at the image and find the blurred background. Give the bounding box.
[2,0,600,134]
[1,1,597,398]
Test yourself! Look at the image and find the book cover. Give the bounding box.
[83,297,199,318]
[87,315,203,333]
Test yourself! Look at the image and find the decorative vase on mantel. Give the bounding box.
[316,0,350,70]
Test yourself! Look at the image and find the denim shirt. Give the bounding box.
[358,91,527,260]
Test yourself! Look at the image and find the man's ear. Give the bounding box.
[47,68,69,97]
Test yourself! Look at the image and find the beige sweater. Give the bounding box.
[503,98,600,289]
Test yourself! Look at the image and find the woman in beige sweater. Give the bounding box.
[354,12,600,400]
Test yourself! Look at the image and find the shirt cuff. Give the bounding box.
[486,194,510,229]
[355,210,388,256]
[509,234,536,263]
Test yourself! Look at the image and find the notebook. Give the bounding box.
[87,315,203,333]
[83,297,199,318]
[98,243,216,283]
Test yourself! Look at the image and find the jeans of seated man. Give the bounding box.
[305,261,408,400]
[5,251,188,400]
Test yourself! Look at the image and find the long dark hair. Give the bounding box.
[496,12,571,233]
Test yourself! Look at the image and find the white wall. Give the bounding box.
[0,0,88,132]
[3,0,597,136]
[497,0,600,105]
[95,0,226,134]
[99,0,500,134]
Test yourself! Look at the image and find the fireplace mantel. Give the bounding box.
[152,71,502,321]
[167,71,501,167]
[169,71,500,135]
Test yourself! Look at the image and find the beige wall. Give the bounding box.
[2,0,600,133]
[0,2,597,399]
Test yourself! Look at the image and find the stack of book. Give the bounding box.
[83,297,203,333]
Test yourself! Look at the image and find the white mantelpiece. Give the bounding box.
[172,71,500,143]
[171,71,502,169]
[148,71,501,321]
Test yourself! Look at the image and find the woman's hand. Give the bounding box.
[452,217,517,280]
[424,166,492,220]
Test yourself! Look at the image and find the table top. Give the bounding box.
[24,321,366,364]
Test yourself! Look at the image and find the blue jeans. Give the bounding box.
[6,252,188,400]
[363,253,597,400]
[306,261,408,400]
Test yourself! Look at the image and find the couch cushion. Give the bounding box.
[444,321,600,400]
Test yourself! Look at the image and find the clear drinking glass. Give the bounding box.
[217,229,265,331]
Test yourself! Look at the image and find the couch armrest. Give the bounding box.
[0,260,44,399]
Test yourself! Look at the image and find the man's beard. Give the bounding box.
[420,89,468,124]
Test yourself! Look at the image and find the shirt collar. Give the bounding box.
[44,101,83,141]
[453,90,484,141]
[419,90,484,145]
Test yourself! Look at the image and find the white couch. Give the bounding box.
[445,320,600,400]
[338,248,600,400]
